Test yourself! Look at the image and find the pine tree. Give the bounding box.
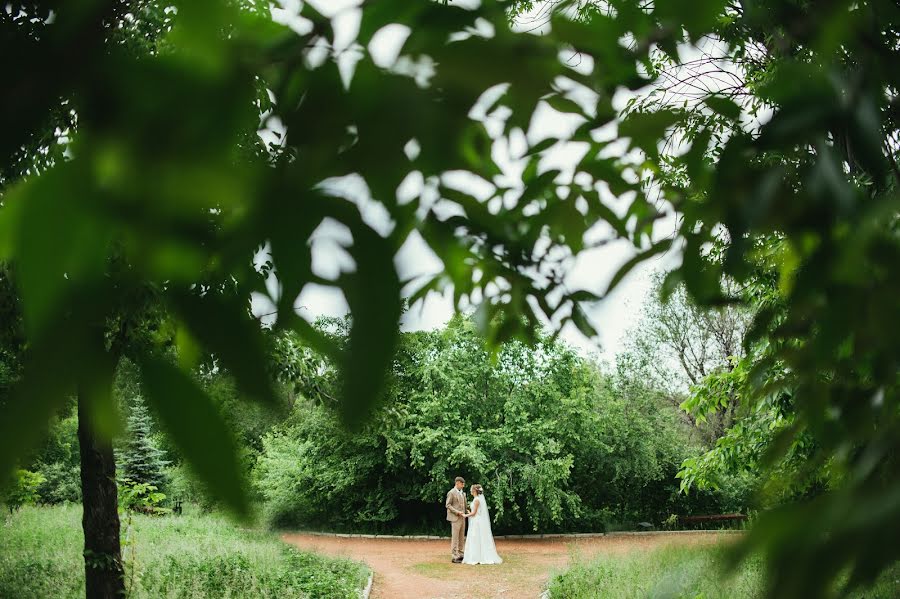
[118,397,169,491]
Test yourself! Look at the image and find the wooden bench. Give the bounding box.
[679,513,747,526]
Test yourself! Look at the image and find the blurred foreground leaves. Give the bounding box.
[0,0,899,595]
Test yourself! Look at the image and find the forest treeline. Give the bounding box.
[9,308,753,534]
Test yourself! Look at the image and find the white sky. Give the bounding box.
[252,0,695,362]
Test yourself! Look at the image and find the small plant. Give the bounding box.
[119,478,169,594]
[662,514,679,530]
[118,479,168,516]
[2,469,46,514]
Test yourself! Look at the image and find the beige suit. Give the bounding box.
[445,488,467,559]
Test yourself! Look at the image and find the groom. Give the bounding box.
[445,476,468,563]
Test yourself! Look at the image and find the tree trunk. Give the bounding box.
[78,391,125,599]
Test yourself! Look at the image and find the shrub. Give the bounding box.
[2,469,45,512]
[34,462,81,504]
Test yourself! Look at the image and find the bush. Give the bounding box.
[27,409,81,505]
[119,479,167,515]
[34,462,81,505]
[2,470,45,512]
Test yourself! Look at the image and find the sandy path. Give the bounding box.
[282,532,729,598]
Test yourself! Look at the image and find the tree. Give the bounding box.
[257,315,713,533]
[1,0,898,596]
[2,0,659,519]
[617,272,750,442]
[117,398,169,491]
[600,1,900,594]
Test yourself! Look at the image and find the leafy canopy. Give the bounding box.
[1,0,899,595]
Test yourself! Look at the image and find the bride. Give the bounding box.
[462,484,503,565]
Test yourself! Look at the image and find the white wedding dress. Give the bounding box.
[462,495,503,565]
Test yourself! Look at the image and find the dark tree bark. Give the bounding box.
[78,391,125,599]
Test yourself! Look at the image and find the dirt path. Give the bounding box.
[282,532,731,598]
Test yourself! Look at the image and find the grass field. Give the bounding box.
[0,505,369,599]
[547,541,900,599]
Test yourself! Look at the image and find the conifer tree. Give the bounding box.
[118,398,169,491]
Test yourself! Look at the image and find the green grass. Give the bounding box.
[548,542,763,599]
[547,542,900,599]
[0,504,370,598]
[408,552,526,580]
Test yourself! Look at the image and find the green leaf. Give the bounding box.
[172,291,278,406]
[335,217,402,430]
[545,95,586,117]
[704,96,741,120]
[525,137,560,157]
[568,289,601,303]
[0,294,115,484]
[619,110,679,158]
[606,239,673,292]
[140,356,249,518]
[581,189,629,238]
[579,157,636,198]
[12,165,109,340]
[0,328,79,484]
[521,169,562,202]
[571,304,598,339]
[683,128,712,183]
[654,0,728,41]
[847,93,889,181]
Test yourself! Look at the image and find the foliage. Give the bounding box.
[33,461,82,505]
[158,368,293,510]
[2,469,46,512]
[621,273,749,397]
[27,407,82,505]
[616,273,751,447]
[549,0,900,593]
[1,0,898,594]
[0,504,369,599]
[256,317,738,533]
[163,464,209,510]
[198,371,293,456]
[118,480,167,515]
[117,398,169,492]
[0,0,692,516]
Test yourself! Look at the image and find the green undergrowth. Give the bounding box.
[0,504,369,598]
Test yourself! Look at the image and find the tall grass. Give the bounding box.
[547,540,900,599]
[0,504,369,598]
[547,541,763,599]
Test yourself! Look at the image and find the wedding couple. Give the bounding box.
[445,476,503,565]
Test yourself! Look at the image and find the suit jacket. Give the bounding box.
[446,488,467,522]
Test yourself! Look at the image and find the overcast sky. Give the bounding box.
[252,0,689,362]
